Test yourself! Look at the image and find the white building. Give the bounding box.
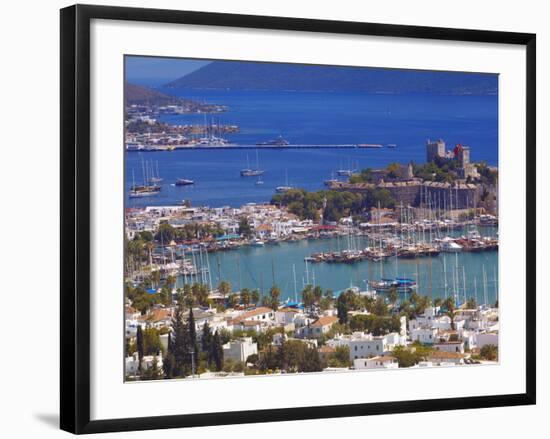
[354,355,399,370]
[223,337,258,363]
[433,341,465,354]
[410,327,438,344]
[408,308,452,332]
[475,332,499,349]
[349,332,406,361]
[125,352,163,376]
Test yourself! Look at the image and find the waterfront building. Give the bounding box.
[354,356,399,370]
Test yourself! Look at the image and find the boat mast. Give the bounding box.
[293,264,298,303]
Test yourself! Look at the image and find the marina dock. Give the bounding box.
[126,144,390,151]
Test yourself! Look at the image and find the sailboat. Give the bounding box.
[148,160,163,184]
[324,171,339,186]
[276,169,294,193]
[240,149,264,176]
[129,160,161,198]
[337,157,357,176]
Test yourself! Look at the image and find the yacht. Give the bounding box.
[256,135,290,147]
[439,237,463,252]
[175,178,195,186]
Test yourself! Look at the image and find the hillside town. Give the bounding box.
[125,285,499,380]
[124,139,499,381]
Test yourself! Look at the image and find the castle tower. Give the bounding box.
[407,162,414,179]
[426,139,445,162]
[457,145,470,167]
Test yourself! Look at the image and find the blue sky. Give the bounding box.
[125,56,210,86]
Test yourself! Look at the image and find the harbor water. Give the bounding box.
[176,227,499,305]
[126,89,498,209]
[127,88,499,303]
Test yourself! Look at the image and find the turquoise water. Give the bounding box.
[178,227,498,306]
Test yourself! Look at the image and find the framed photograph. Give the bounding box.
[60,4,536,434]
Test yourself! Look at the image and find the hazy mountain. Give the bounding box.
[125,83,188,106]
[125,83,225,112]
[166,61,497,95]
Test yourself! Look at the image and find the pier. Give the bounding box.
[126,143,390,152]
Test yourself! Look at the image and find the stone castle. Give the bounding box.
[329,139,482,210]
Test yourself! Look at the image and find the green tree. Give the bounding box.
[228,293,240,309]
[241,288,251,308]
[155,222,176,243]
[163,333,175,379]
[466,297,477,309]
[136,325,144,372]
[188,308,198,356]
[337,294,350,324]
[218,280,231,298]
[443,296,456,330]
[211,330,224,371]
[269,285,281,310]
[302,285,315,308]
[330,346,351,367]
[142,328,163,355]
[388,286,398,306]
[171,294,191,377]
[386,162,402,179]
[251,289,260,305]
[238,217,253,238]
[480,344,498,361]
[201,321,213,362]
[141,355,163,381]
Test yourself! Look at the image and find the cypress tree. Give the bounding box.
[171,294,190,377]
[211,330,224,371]
[337,294,349,324]
[136,325,144,372]
[202,321,213,365]
[163,332,175,379]
[188,308,198,359]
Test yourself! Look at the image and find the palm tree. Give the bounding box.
[241,288,251,308]
[218,281,231,299]
[228,293,239,309]
[443,296,456,330]
[164,274,176,290]
[150,270,161,289]
[145,241,155,270]
[251,289,260,306]
[388,286,398,307]
[269,285,281,311]
[197,284,209,307]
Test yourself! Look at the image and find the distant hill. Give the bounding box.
[166,61,497,95]
[125,82,184,105]
[125,82,226,112]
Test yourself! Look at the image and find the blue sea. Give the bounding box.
[126,89,498,208]
[126,89,499,302]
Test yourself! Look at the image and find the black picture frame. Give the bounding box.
[60,4,536,434]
